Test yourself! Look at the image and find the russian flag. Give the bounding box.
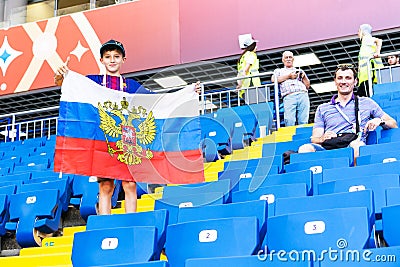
[54,71,204,184]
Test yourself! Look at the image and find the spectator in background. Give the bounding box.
[298,64,397,158]
[387,54,400,66]
[271,50,310,126]
[357,24,383,97]
[237,37,261,100]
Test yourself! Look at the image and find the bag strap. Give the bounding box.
[334,95,360,134]
[354,96,360,133]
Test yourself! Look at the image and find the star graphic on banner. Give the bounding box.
[70,40,89,62]
[0,36,23,76]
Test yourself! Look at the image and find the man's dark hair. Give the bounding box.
[334,64,357,78]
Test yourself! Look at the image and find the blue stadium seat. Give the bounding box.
[13,163,49,174]
[248,102,273,138]
[72,226,157,267]
[102,263,168,267]
[239,170,313,195]
[292,132,312,141]
[322,161,400,183]
[186,255,312,267]
[0,184,17,195]
[70,175,120,221]
[86,209,168,260]
[17,178,72,212]
[356,151,400,166]
[9,146,37,159]
[373,81,400,95]
[6,189,62,247]
[155,192,224,225]
[0,172,31,183]
[0,194,9,236]
[262,139,310,157]
[31,145,55,158]
[0,155,22,167]
[382,205,400,246]
[20,154,51,167]
[69,175,98,221]
[0,166,10,176]
[21,137,46,147]
[200,116,232,162]
[216,105,258,149]
[275,190,375,229]
[218,165,279,192]
[223,155,284,174]
[318,174,400,214]
[291,147,354,166]
[267,207,371,254]
[359,141,400,156]
[0,185,18,236]
[295,126,313,135]
[285,157,350,195]
[108,263,169,267]
[377,127,400,143]
[162,179,231,203]
[29,170,63,181]
[0,181,22,190]
[166,217,259,267]
[385,187,400,206]
[232,183,308,217]
[0,159,16,174]
[177,200,267,250]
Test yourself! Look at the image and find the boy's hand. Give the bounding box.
[194,81,201,94]
[54,57,70,86]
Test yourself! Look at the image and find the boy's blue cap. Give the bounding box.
[100,39,125,57]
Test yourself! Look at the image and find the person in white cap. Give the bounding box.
[237,37,261,100]
[357,23,383,97]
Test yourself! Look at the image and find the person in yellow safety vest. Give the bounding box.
[357,23,384,97]
[237,37,261,101]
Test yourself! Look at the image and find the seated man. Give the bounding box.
[298,64,397,157]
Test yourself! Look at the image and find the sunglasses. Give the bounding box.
[336,64,354,69]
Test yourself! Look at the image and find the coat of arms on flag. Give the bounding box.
[98,99,156,165]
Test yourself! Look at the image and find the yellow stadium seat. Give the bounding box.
[20,245,72,256]
[62,226,85,236]
[42,236,74,247]
[0,253,71,267]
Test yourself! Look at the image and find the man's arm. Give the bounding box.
[374,37,383,58]
[300,71,311,89]
[271,71,297,83]
[311,128,337,144]
[364,113,398,132]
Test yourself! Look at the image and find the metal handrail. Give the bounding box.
[368,51,400,96]
[0,71,281,142]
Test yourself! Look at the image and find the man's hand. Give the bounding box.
[320,131,337,142]
[364,118,382,132]
[288,71,297,79]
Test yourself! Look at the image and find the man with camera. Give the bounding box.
[272,50,311,126]
[298,64,397,157]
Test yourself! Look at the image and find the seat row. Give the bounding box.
[70,192,400,267]
[201,102,273,162]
